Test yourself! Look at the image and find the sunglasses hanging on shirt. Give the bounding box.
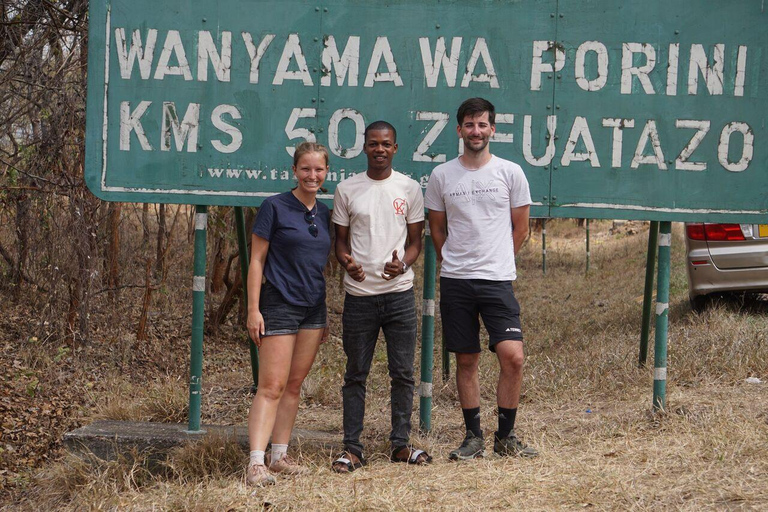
[304,206,318,238]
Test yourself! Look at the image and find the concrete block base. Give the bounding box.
[63,420,339,465]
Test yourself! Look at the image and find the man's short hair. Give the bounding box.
[456,97,496,126]
[364,120,397,142]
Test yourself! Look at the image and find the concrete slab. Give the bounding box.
[63,420,339,464]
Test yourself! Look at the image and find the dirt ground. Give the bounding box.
[2,219,767,510]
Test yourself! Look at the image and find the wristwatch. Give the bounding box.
[401,262,409,274]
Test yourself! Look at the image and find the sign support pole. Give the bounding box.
[419,221,436,432]
[187,205,208,432]
[542,219,547,274]
[585,219,590,273]
[639,221,660,367]
[234,207,259,391]
[652,221,672,411]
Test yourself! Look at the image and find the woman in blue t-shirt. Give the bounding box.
[245,142,332,486]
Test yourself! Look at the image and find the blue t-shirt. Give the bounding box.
[251,191,331,307]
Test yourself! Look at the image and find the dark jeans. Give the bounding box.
[341,289,417,454]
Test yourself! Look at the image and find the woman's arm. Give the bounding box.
[246,233,270,346]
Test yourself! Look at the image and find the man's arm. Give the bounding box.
[511,205,530,255]
[403,221,424,266]
[335,223,365,281]
[383,221,424,279]
[428,210,448,262]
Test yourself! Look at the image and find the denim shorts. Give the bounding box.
[260,281,327,336]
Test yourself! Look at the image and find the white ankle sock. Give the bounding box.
[271,444,288,463]
[249,450,265,467]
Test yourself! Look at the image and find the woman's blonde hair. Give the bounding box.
[293,141,329,167]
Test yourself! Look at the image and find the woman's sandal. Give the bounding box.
[331,450,366,474]
[391,445,433,465]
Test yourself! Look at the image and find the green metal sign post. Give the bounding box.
[234,206,259,390]
[419,222,437,431]
[585,219,590,274]
[639,221,660,367]
[187,205,208,432]
[653,222,672,410]
[542,220,548,275]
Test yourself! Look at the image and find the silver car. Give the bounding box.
[685,223,768,311]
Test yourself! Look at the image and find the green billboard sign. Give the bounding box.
[85,0,768,221]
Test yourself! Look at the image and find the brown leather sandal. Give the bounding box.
[391,445,433,465]
[331,450,366,473]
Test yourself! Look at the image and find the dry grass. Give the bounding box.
[6,220,768,510]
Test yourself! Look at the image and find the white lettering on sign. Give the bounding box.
[688,43,724,95]
[523,115,556,166]
[109,29,754,100]
[115,28,157,80]
[211,104,242,154]
[273,34,313,86]
[284,108,317,156]
[602,118,635,168]
[154,30,192,80]
[530,40,564,91]
[632,120,667,170]
[491,113,514,144]
[718,122,754,172]
[621,42,656,95]
[120,100,152,151]
[734,46,748,97]
[675,120,710,171]
[242,32,275,84]
[461,38,499,89]
[419,37,461,88]
[161,102,200,152]
[561,116,600,167]
[328,108,365,158]
[413,111,449,162]
[575,41,608,92]
[197,30,231,82]
[364,36,403,87]
[666,43,679,96]
[322,36,360,87]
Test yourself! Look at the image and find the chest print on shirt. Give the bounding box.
[448,180,500,205]
[393,198,407,215]
[470,180,499,203]
[449,182,472,203]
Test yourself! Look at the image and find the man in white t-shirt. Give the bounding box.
[331,121,432,472]
[425,98,538,460]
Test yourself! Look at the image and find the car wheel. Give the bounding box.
[689,294,709,313]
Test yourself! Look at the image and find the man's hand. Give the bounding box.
[382,250,404,280]
[342,253,365,281]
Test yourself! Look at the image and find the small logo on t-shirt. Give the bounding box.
[393,198,407,215]
[505,327,521,332]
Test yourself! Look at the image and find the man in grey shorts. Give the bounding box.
[425,97,538,460]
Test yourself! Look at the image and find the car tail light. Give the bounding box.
[704,224,745,241]
[686,223,746,241]
[686,224,706,240]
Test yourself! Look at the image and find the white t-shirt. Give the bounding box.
[424,155,531,281]
[332,170,425,296]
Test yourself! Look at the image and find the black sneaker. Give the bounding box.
[493,430,538,458]
[448,431,485,461]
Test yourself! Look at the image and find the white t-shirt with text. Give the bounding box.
[332,170,425,296]
[424,155,531,281]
